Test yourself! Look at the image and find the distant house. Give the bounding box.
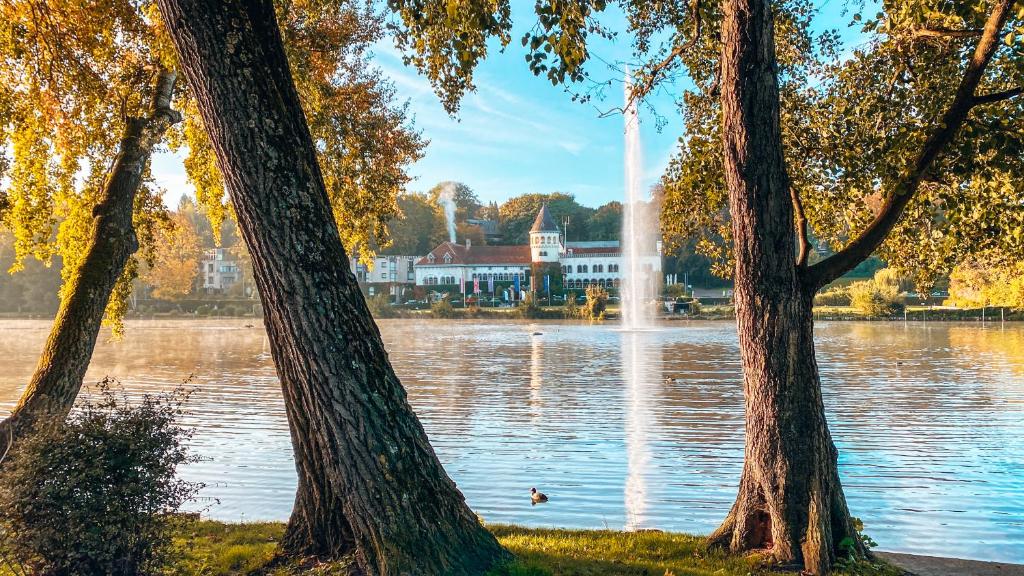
[201,248,243,293]
[349,254,418,300]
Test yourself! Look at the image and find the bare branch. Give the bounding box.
[805,0,1018,289]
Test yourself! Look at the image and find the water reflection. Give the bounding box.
[623,330,660,530]
[0,319,1021,562]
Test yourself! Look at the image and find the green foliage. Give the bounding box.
[815,286,853,307]
[688,299,702,315]
[564,291,580,318]
[366,293,397,318]
[849,270,906,316]
[386,192,447,255]
[498,192,591,245]
[947,250,1024,307]
[0,379,202,576]
[515,293,543,319]
[430,298,455,319]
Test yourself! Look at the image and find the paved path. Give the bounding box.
[877,552,1024,576]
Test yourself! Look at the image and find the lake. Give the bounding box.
[1,318,1022,562]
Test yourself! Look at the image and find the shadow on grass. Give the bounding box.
[170,520,902,576]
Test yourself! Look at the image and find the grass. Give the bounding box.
[167,521,903,576]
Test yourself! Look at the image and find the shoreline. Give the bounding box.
[1,310,1021,322]
[172,520,1023,575]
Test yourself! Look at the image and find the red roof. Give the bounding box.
[416,242,532,266]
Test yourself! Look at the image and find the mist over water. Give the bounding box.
[1,318,1023,562]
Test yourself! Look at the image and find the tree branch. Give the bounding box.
[972,86,1023,106]
[912,26,984,39]
[791,185,811,267]
[805,0,1018,289]
[623,0,702,111]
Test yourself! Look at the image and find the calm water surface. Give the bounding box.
[1,318,1022,562]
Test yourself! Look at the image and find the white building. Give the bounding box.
[414,204,661,292]
[350,254,418,299]
[201,248,243,292]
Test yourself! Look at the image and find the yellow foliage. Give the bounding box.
[141,212,201,301]
[948,253,1024,308]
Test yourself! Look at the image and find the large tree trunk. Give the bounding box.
[154,1,506,574]
[1,71,180,440]
[707,0,861,573]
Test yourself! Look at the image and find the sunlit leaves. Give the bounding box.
[387,0,513,113]
[803,0,1024,287]
[0,0,168,327]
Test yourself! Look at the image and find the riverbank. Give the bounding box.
[8,304,1019,322]
[171,521,906,575]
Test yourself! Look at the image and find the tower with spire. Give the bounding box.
[529,204,562,263]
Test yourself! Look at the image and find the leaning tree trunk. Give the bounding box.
[1,71,180,440]
[155,1,506,574]
[706,0,861,573]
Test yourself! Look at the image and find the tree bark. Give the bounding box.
[707,0,861,573]
[154,1,506,574]
[1,71,180,440]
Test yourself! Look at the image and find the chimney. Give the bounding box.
[465,238,472,249]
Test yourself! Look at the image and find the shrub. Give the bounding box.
[0,379,203,576]
[564,292,579,319]
[367,293,397,318]
[849,279,903,317]
[814,286,852,307]
[688,299,702,315]
[430,298,454,319]
[582,285,608,321]
[516,293,543,319]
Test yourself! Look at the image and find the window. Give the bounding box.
[207,263,214,272]
[443,253,452,264]
[582,264,588,274]
[207,275,214,284]
[427,254,435,263]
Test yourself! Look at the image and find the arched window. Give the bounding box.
[582,264,588,274]
[443,253,452,264]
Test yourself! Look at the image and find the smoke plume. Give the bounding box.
[438,182,457,243]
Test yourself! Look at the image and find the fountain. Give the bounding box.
[621,70,655,330]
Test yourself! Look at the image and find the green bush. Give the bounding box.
[367,293,397,318]
[516,293,543,319]
[688,299,702,315]
[564,292,580,319]
[0,379,202,576]
[814,286,852,307]
[430,299,454,318]
[849,279,903,317]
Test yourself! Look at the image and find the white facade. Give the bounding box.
[559,241,661,290]
[350,255,417,285]
[413,205,662,292]
[201,248,243,292]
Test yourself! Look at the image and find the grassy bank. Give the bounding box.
[169,521,901,575]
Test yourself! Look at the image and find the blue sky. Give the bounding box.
[150,1,861,211]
